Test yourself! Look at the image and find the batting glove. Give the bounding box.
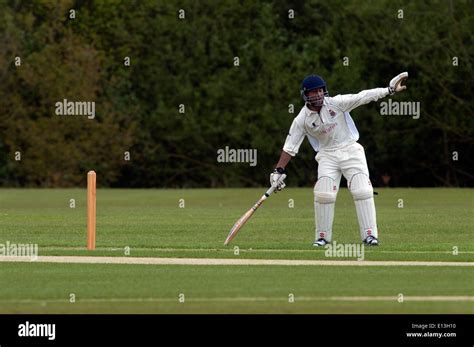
[270,167,287,192]
[388,72,408,95]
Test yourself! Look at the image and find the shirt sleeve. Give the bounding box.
[330,87,390,113]
[283,116,306,157]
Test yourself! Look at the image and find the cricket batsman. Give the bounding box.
[270,72,408,247]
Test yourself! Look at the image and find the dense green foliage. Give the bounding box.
[0,0,472,187]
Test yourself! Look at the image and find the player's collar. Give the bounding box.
[305,99,326,116]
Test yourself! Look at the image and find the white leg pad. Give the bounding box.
[349,173,378,240]
[314,177,338,242]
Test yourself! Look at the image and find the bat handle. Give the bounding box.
[265,174,287,197]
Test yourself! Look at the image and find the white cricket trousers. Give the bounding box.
[314,142,378,242]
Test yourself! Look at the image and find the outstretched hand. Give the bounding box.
[389,72,408,94]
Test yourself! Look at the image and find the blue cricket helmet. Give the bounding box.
[300,75,329,107]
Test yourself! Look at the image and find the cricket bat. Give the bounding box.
[224,174,286,246]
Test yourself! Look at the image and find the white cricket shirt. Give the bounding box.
[283,87,390,154]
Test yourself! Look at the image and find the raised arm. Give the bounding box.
[331,72,408,112]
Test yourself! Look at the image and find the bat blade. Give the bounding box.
[224,174,285,246]
[224,208,255,246]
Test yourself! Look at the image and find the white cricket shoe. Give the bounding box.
[313,238,329,247]
[363,235,379,246]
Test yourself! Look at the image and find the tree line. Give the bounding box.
[0,0,472,187]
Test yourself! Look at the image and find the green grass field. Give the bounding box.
[0,188,473,313]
